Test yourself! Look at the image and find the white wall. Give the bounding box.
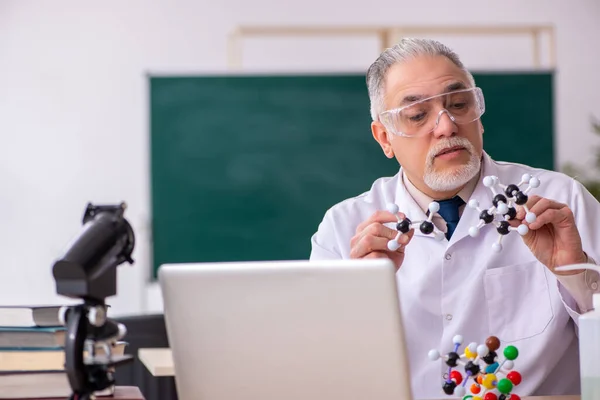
[1,0,599,317]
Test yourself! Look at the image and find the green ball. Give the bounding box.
[503,345,519,360]
[497,378,514,394]
[462,396,473,400]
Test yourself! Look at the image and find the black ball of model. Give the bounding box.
[443,381,456,395]
[483,350,497,364]
[515,191,529,205]
[420,221,435,235]
[464,360,481,376]
[504,184,520,198]
[493,194,508,208]
[506,206,517,220]
[396,218,435,235]
[445,352,459,367]
[479,209,494,224]
[396,218,412,234]
[496,220,511,235]
[386,201,446,250]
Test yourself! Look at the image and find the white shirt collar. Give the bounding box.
[402,169,479,211]
[398,153,488,232]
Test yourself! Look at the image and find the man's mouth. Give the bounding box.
[436,146,465,157]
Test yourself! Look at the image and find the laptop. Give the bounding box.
[158,258,414,400]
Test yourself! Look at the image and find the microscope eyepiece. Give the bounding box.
[52,202,135,303]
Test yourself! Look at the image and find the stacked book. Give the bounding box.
[0,305,126,399]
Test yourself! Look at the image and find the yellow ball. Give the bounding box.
[482,373,498,389]
[465,347,476,359]
[473,396,483,400]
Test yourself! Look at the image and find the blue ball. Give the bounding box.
[485,362,499,373]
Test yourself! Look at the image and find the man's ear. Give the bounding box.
[371,121,395,159]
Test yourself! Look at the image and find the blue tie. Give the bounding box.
[436,196,465,240]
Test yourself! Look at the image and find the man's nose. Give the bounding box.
[432,109,458,138]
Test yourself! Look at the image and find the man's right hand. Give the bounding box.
[349,210,415,270]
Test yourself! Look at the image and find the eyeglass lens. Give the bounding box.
[394,89,482,136]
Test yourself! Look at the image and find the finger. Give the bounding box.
[527,207,573,230]
[350,224,414,258]
[527,197,568,216]
[523,196,565,215]
[402,227,415,243]
[355,210,404,235]
[357,221,400,243]
[389,232,413,249]
[516,196,567,223]
[514,206,525,221]
[515,195,543,220]
[507,216,522,228]
[350,235,396,259]
[351,223,387,248]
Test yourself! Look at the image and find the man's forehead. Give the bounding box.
[383,56,470,105]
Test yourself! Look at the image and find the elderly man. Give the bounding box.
[310,38,600,399]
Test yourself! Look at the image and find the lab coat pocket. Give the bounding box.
[483,261,554,343]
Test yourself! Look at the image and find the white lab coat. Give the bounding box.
[310,151,600,399]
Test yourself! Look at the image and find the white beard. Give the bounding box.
[423,137,481,192]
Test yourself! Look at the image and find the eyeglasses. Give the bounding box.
[378,87,485,138]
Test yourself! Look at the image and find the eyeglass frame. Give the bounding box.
[378,86,486,138]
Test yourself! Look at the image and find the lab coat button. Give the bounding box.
[592,281,598,290]
[446,314,453,321]
[445,253,452,260]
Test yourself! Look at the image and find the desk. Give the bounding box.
[137,348,580,400]
[138,348,175,377]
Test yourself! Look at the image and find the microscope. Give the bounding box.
[52,202,136,400]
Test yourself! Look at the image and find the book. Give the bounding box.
[0,370,114,399]
[0,342,128,399]
[0,327,65,349]
[0,342,127,372]
[0,306,63,328]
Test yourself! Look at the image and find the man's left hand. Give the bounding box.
[514,195,587,275]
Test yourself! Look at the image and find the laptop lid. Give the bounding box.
[158,258,413,400]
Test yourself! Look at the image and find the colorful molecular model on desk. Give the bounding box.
[467,174,541,252]
[385,202,445,250]
[428,335,522,400]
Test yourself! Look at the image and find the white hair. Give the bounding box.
[366,38,476,121]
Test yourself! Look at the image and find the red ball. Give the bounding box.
[484,393,498,400]
[507,371,522,385]
[510,395,521,400]
[450,370,463,385]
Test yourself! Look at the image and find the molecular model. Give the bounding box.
[428,335,522,400]
[385,202,445,250]
[467,174,541,252]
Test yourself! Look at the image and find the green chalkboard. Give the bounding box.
[149,72,554,277]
